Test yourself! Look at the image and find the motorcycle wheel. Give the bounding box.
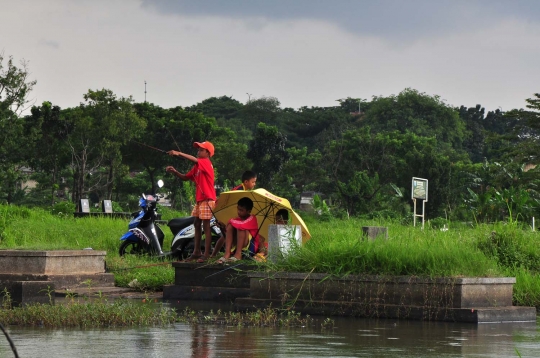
[171,234,222,260]
[177,241,195,260]
[119,240,144,256]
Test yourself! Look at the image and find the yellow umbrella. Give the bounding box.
[213,188,311,244]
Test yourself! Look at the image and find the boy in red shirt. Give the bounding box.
[166,141,216,262]
[209,170,258,258]
[217,197,261,263]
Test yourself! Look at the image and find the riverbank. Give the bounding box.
[1,205,540,307]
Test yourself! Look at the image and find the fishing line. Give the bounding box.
[133,141,168,154]
[108,261,172,272]
[0,322,19,358]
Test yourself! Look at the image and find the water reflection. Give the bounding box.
[1,315,538,357]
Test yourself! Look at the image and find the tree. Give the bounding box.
[65,89,145,209]
[281,105,354,151]
[186,95,244,121]
[211,128,252,188]
[459,104,486,163]
[323,127,461,217]
[0,53,36,115]
[0,53,37,203]
[127,103,223,209]
[361,88,466,151]
[247,123,289,189]
[24,101,73,205]
[270,147,326,200]
[240,96,281,131]
[501,93,540,165]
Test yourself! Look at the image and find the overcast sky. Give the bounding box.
[1,0,539,113]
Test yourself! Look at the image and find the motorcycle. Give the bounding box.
[168,216,222,259]
[119,180,223,258]
[118,180,167,257]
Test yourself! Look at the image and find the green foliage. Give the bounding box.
[477,224,540,272]
[465,160,540,223]
[0,296,179,328]
[2,48,540,234]
[51,201,76,217]
[272,147,326,196]
[108,256,174,291]
[4,206,540,307]
[362,88,466,150]
[0,204,32,237]
[501,93,540,164]
[186,95,244,121]
[240,96,281,131]
[271,218,501,278]
[427,217,449,230]
[248,122,289,189]
[312,194,332,221]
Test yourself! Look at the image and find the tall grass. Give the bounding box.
[3,205,540,307]
[0,204,179,291]
[273,218,500,277]
[0,205,183,255]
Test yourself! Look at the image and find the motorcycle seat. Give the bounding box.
[168,216,196,229]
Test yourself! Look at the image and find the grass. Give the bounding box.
[0,288,327,329]
[272,220,501,277]
[2,204,540,307]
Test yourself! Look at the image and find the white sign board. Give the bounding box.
[411,177,428,201]
[268,224,302,262]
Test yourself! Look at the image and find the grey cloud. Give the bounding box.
[39,39,60,49]
[140,0,540,40]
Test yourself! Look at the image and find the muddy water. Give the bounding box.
[2,316,539,357]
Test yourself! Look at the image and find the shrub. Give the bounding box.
[51,201,76,217]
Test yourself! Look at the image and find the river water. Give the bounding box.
[2,315,539,358]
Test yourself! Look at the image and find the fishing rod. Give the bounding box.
[204,262,244,280]
[108,261,172,272]
[133,141,168,154]
[0,322,19,358]
[166,128,182,152]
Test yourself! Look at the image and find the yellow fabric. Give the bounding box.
[213,188,311,244]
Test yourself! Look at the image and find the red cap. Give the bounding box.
[193,141,214,157]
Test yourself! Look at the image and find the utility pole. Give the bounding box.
[246,93,252,103]
[144,81,147,103]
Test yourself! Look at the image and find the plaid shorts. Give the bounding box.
[191,200,215,220]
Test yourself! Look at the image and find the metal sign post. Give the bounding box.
[411,177,428,229]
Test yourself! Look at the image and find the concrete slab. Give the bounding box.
[0,250,107,275]
[235,298,537,323]
[247,272,516,308]
[7,281,54,306]
[237,272,536,323]
[165,261,252,301]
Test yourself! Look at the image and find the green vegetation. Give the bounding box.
[2,51,540,328]
[0,288,322,328]
[3,51,540,224]
[2,205,540,308]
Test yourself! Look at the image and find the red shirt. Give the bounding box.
[228,215,261,253]
[185,158,216,202]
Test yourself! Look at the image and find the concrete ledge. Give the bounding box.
[235,298,537,323]
[171,262,251,288]
[248,272,516,308]
[4,281,55,306]
[164,262,253,301]
[0,250,107,275]
[163,285,250,301]
[0,273,115,290]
